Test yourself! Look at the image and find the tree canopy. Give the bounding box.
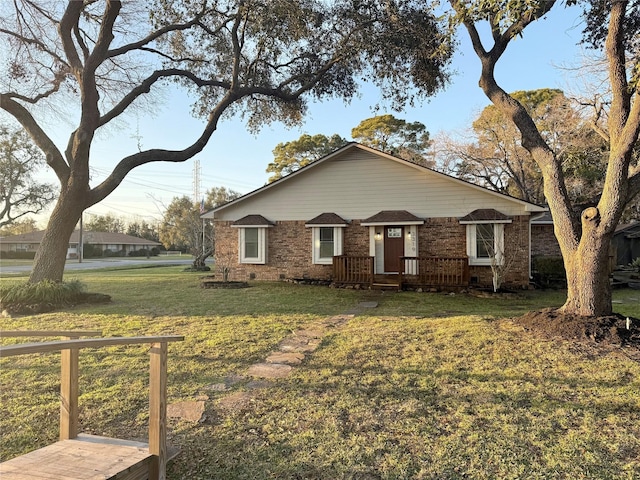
[159,186,240,254]
[266,134,347,182]
[0,125,55,228]
[84,213,126,233]
[438,89,607,205]
[351,114,432,164]
[0,0,453,283]
[266,114,433,181]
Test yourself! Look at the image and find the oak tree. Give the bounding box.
[438,89,607,205]
[1,0,452,283]
[351,114,432,165]
[448,0,640,316]
[267,134,347,183]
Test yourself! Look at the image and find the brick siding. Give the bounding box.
[531,224,562,257]
[214,216,532,288]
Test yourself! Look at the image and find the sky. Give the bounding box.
[22,4,591,227]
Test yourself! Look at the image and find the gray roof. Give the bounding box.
[362,210,423,224]
[231,214,274,226]
[459,209,511,223]
[0,230,161,246]
[305,212,349,225]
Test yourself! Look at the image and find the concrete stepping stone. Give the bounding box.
[279,337,320,353]
[167,400,206,422]
[216,391,254,413]
[266,352,305,365]
[247,362,293,378]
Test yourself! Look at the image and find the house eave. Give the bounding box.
[459,220,513,225]
[304,224,348,228]
[361,220,425,226]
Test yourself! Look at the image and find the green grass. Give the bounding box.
[1,267,639,479]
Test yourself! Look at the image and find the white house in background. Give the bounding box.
[0,230,161,259]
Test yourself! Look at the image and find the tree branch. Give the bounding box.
[605,0,630,141]
[0,94,69,182]
[106,12,206,58]
[58,1,84,74]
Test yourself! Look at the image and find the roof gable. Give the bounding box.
[205,143,545,221]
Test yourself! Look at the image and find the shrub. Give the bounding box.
[632,257,640,272]
[0,251,36,260]
[82,243,102,258]
[532,256,566,289]
[128,249,151,257]
[0,279,86,307]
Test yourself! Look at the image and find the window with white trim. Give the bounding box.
[466,223,505,266]
[312,226,343,264]
[239,227,267,264]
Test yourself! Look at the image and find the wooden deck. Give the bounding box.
[0,331,183,480]
[0,435,153,480]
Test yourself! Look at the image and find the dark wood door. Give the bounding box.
[384,226,404,272]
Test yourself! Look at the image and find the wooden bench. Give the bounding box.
[0,330,183,480]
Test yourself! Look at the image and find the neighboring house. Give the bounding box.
[202,143,547,289]
[612,221,640,266]
[0,230,161,259]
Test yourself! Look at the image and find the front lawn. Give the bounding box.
[1,268,639,479]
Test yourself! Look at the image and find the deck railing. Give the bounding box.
[399,256,470,288]
[333,255,374,287]
[0,330,183,480]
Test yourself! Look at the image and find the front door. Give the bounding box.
[384,226,404,273]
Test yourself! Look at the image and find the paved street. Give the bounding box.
[0,257,194,275]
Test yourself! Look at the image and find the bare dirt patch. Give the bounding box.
[513,308,640,349]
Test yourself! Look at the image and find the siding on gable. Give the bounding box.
[215,149,535,221]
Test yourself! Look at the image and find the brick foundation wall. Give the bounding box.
[214,216,532,288]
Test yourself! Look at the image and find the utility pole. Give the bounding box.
[193,160,205,255]
[78,213,83,263]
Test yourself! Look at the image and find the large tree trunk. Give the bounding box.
[29,189,85,283]
[559,209,613,316]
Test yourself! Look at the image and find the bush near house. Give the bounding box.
[532,255,566,288]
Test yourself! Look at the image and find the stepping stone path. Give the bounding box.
[168,301,378,422]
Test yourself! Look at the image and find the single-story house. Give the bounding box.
[202,143,547,289]
[0,230,161,259]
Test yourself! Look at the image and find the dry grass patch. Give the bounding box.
[1,268,639,478]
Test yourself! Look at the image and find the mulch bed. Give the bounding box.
[512,308,640,354]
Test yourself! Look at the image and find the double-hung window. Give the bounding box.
[306,213,348,265]
[312,226,343,264]
[466,223,505,266]
[239,227,266,264]
[460,209,512,266]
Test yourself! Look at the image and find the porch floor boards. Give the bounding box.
[0,434,159,480]
[372,274,400,291]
